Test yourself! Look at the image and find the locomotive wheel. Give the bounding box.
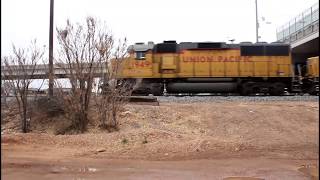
[240,82,254,96]
[151,83,164,96]
[308,85,319,95]
[269,82,285,96]
[151,88,163,96]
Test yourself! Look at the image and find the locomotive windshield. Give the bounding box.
[135,51,146,60]
[128,42,154,60]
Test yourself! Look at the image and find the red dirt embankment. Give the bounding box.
[2,101,319,179]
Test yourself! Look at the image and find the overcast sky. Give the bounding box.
[1,0,317,89]
[1,0,317,57]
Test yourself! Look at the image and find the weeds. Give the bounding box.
[121,138,128,144]
[142,137,148,144]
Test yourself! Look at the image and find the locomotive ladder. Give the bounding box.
[291,65,303,93]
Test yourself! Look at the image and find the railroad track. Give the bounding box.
[2,93,318,107]
[156,95,319,103]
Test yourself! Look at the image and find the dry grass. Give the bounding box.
[2,101,318,160]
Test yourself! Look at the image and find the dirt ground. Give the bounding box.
[1,100,319,179]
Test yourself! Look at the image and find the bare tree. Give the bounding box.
[55,17,134,133]
[95,38,134,131]
[55,17,98,133]
[1,40,45,133]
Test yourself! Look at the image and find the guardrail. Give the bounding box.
[276,2,319,43]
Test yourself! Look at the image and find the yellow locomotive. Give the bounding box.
[117,41,318,95]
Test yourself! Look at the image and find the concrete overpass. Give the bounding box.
[1,63,108,80]
[276,2,319,64]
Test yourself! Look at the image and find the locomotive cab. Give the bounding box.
[122,42,155,77]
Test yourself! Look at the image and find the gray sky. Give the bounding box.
[1,0,317,57]
[1,0,317,89]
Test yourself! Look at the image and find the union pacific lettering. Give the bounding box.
[182,56,252,62]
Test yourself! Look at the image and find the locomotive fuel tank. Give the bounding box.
[166,82,237,93]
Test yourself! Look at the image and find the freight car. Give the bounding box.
[301,56,319,95]
[115,41,318,96]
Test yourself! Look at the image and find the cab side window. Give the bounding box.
[135,51,146,60]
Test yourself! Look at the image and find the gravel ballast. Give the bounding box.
[157,95,319,103]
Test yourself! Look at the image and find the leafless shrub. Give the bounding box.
[55,17,134,133]
[1,40,45,133]
[94,38,135,131]
[55,18,96,133]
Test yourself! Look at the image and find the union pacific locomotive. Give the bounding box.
[116,41,319,96]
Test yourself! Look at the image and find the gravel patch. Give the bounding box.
[157,95,319,103]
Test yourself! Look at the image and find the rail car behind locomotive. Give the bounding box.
[302,56,319,95]
[116,41,318,95]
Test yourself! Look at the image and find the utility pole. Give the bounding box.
[48,0,54,97]
[255,0,259,42]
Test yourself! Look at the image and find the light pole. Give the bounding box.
[48,0,54,97]
[255,1,272,42]
[255,0,259,42]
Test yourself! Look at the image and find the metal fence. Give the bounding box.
[276,2,319,43]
